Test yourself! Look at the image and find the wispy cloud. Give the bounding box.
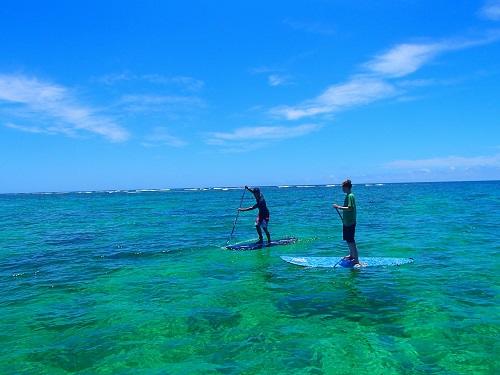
[271,33,500,120]
[385,154,500,170]
[365,42,445,78]
[0,74,129,142]
[209,124,320,142]
[119,94,205,113]
[251,67,293,87]
[479,0,500,20]
[396,78,438,88]
[97,72,204,92]
[141,126,187,148]
[5,122,52,134]
[268,74,290,87]
[365,35,500,78]
[206,124,321,151]
[271,77,396,120]
[283,18,335,36]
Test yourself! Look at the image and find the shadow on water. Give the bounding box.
[275,270,362,318]
[26,336,117,373]
[276,269,414,335]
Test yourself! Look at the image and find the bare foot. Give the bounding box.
[353,261,366,268]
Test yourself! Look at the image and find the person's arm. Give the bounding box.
[239,203,257,212]
[333,196,353,211]
[333,204,352,211]
[245,185,255,194]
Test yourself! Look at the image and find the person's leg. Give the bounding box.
[255,217,264,242]
[342,225,352,259]
[350,224,358,263]
[255,225,263,242]
[347,241,359,263]
[263,227,271,243]
[261,219,271,243]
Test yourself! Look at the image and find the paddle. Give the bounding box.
[334,206,343,223]
[226,188,246,245]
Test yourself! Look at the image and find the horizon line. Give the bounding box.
[1,178,499,195]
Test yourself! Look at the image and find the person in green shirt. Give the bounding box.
[333,179,359,265]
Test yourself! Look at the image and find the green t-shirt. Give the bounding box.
[343,192,356,226]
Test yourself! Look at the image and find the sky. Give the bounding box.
[1,0,499,193]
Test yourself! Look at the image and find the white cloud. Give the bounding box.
[144,75,204,91]
[119,94,205,113]
[0,74,129,142]
[385,154,500,170]
[5,123,51,134]
[268,74,289,87]
[251,68,292,87]
[142,126,187,148]
[366,34,500,78]
[98,72,131,85]
[206,124,320,152]
[208,124,321,143]
[98,72,204,91]
[365,43,445,78]
[271,77,396,120]
[479,0,500,20]
[271,33,500,121]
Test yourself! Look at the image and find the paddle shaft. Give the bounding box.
[334,207,343,223]
[227,189,246,244]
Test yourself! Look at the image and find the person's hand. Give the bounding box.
[333,204,340,209]
[237,208,242,211]
[244,185,249,190]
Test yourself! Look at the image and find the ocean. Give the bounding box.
[0,181,499,374]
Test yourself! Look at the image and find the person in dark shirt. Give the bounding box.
[238,186,271,244]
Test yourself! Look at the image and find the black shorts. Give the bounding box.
[343,224,356,243]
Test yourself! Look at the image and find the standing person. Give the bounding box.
[238,186,271,244]
[333,179,359,264]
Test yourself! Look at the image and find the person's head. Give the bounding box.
[342,179,352,193]
[253,187,261,199]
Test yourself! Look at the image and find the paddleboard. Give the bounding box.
[281,256,414,268]
[226,237,297,251]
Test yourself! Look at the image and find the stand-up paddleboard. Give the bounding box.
[226,237,297,251]
[281,256,414,268]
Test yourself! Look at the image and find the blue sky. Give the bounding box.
[1,0,499,193]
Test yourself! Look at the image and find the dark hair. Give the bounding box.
[342,179,352,188]
[253,187,261,196]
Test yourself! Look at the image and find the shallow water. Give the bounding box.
[0,182,499,374]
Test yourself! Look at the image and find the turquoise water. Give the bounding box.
[1,182,499,374]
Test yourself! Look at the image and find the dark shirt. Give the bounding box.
[252,195,270,219]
